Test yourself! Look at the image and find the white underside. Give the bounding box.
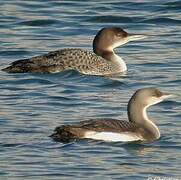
[84,131,141,142]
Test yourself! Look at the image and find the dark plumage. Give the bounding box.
[50,119,140,143]
[50,88,171,143]
[2,49,115,74]
[2,27,147,75]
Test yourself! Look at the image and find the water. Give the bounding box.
[0,0,181,179]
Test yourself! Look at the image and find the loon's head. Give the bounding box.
[93,27,147,53]
[129,88,172,108]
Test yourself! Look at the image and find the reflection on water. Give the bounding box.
[0,0,181,179]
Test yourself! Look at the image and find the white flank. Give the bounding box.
[84,131,141,142]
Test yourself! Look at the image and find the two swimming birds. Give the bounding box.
[51,88,172,143]
[2,27,147,75]
[2,27,171,143]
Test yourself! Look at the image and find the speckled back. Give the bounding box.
[4,48,121,75]
[30,48,117,74]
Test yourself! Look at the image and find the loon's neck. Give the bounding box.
[127,100,160,141]
[110,52,127,72]
[94,48,127,72]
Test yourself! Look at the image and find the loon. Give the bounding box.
[50,88,172,143]
[2,27,147,75]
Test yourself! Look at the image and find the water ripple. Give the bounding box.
[17,19,59,27]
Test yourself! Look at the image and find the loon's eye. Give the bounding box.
[154,89,163,98]
[117,33,122,37]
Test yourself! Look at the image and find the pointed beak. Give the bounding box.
[161,92,173,100]
[127,33,148,42]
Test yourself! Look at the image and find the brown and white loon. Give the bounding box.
[2,27,147,75]
[51,88,172,143]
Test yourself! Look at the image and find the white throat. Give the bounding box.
[111,52,127,72]
[143,105,160,139]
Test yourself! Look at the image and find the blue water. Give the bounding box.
[0,1,181,179]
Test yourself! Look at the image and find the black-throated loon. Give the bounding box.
[2,27,147,75]
[50,88,172,143]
